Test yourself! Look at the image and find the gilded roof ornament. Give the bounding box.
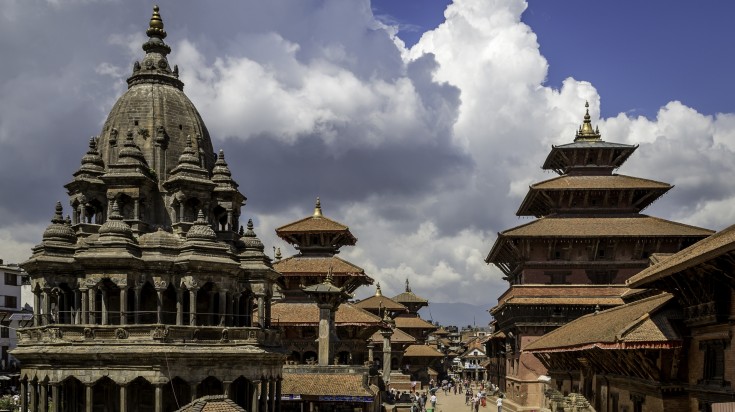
[405,278,411,292]
[574,101,602,141]
[146,5,167,39]
[375,282,382,296]
[314,197,323,217]
[274,247,282,261]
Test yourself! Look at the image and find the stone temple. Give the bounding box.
[15,7,285,412]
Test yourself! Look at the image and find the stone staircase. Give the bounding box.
[388,372,420,392]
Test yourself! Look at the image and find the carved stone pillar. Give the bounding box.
[39,381,48,412]
[80,287,88,325]
[156,288,164,324]
[134,286,142,324]
[29,380,37,412]
[154,384,163,412]
[20,379,27,412]
[33,289,41,327]
[85,383,93,412]
[226,291,234,326]
[209,291,216,326]
[189,288,198,326]
[259,379,267,412]
[317,303,333,366]
[88,287,97,325]
[100,286,108,325]
[133,198,140,221]
[381,328,393,385]
[223,380,233,398]
[190,383,198,403]
[367,343,375,364]
[257,295,266,329]
[176,287,183,326]
[233,294,241,327]
[275,378,282,412]
[120,384,127,412]
[219,290,228,326]
[120,287,128,325]
[268,379,276,412]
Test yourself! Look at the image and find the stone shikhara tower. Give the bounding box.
[15,7,285,412]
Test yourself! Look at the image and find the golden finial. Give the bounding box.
[405,278,411,293]
[325,265,334,284]
[146,5,167,39]
[275,247,282,261]
[313,197,323,217]
[574,101,601,141]
[375,282,382,296]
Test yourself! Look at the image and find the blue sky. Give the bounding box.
[3,0,735,319]
[375,0,735,118]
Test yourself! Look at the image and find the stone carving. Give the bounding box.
[221,329,229,342]
[115,328,128,339]
[154,279,167,290]
[83,328,94,340]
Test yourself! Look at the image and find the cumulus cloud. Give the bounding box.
[1,0,734,317]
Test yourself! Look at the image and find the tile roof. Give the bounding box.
[392,291,428,304]
[369,327,416,344]
[175,395,245,412]
[354,295,408,312]
[281,373,375,397]
[524,293,680,353]
[274,255,367,276]
[530,174,671,190]
[276,215,351,234]
[492,285,629,313]
[628,223,735,288]
[403,344,445,357]
[270,302,383,326]
[393,314,437,330]
[498,215,713,238]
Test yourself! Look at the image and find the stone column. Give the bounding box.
[100,286,108,325]
[268,379,276,412]
[133,198,140,221]
[367,343,375,364]
[120,287,128,325]
[226,292,234,326]
[259,379,267,412]
[209,291,216,326]
[179,202,185,223]
[381,329,393,385]
[88,287,97,325]
[156,288,164,324]
[42,288,51,324]
[189,289,198,326]
[233,294,241,327]
[80,287,88,325]
[85,383,93,412]
[176,288,183,326]
[20,379,27,412]
[33,290,41,327]
[219,290,227,326]
[120,384,127,412]
[29,380,37,412]
[154,384,163,412]
[275,378,282,412]
[134,286,142,324]
[317,303,333,366]
[249,381,258,412]
[257,295,266,329]
[190,383,198,403]
[39,382,47,412]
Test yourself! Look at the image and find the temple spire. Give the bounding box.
[314,197,322,217]
[574,101,601,141]
[146,5,167,40]
[405,278,411,292]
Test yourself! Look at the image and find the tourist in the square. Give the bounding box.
[497,395,503,412]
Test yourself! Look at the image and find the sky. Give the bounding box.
[2,0,735,323]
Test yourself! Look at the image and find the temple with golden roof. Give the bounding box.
[485,103,713,411]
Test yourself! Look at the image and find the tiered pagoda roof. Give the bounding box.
[274,199,372,295]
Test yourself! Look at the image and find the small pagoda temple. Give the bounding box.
[484,103,713,411]
[271,199,384,411]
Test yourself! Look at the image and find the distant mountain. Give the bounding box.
[419,302,492,329]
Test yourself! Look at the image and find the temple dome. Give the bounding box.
[95,6,214,182]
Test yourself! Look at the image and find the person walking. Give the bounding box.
[430,393,437,410]
[496,395,503,412]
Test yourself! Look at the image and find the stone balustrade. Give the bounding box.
[17,324,281,347]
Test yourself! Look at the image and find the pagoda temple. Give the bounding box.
[270,199,384,411]
[14,7,284,412]
[484,103,713,411]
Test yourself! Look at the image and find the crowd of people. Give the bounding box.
[387,379,504,412]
